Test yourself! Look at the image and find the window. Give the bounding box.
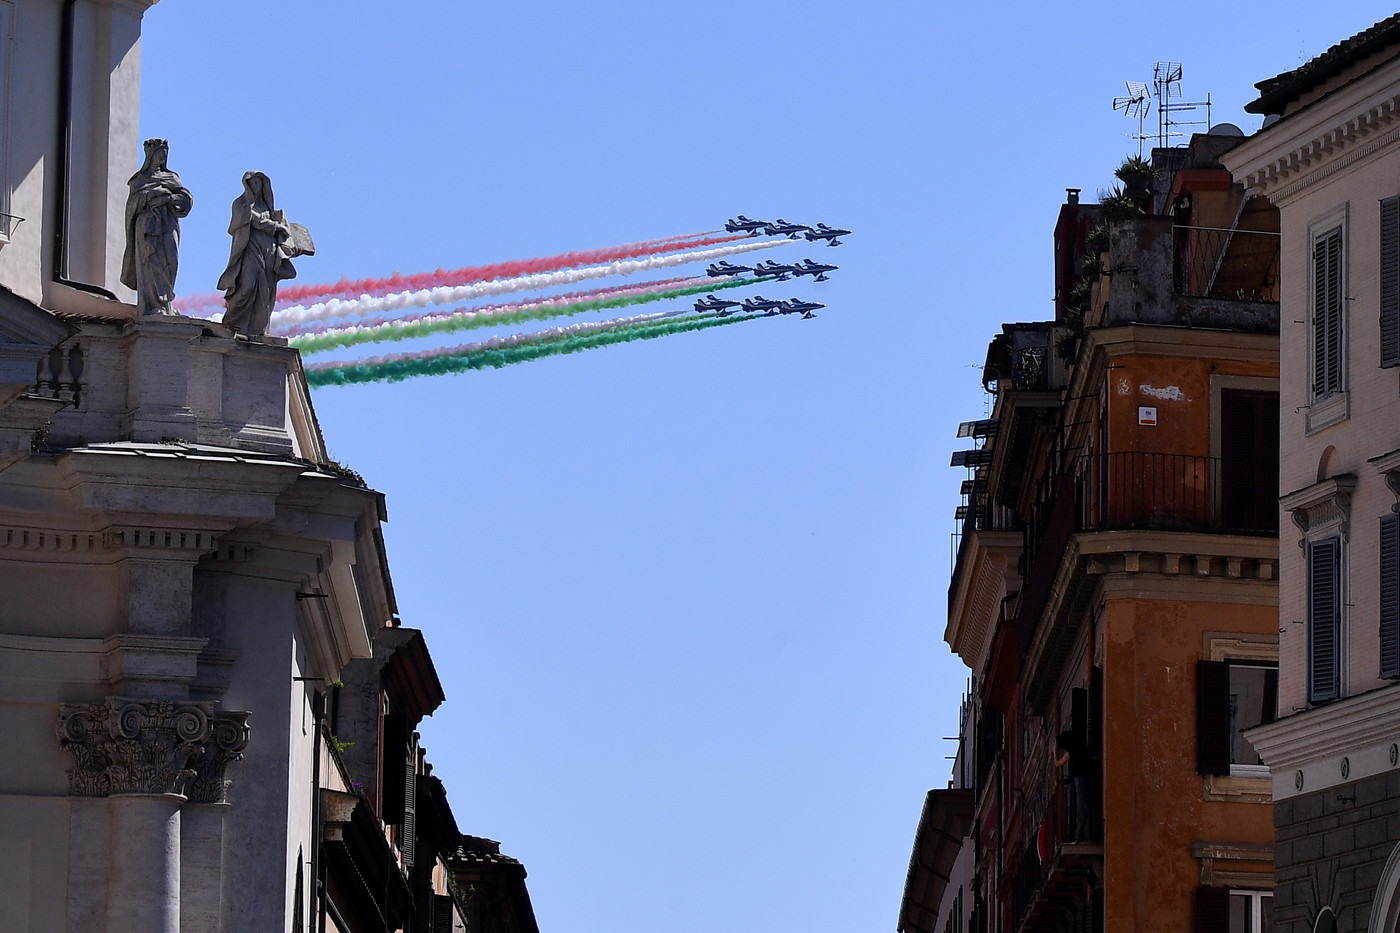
[1381,514,1400,679]
[1229,890,1273,933]
[1383,196,1400,367]
[1312,224,1344,400]
[1196,887,1273,933]
[1197,660,1278,776]
[1308,537,1342,702]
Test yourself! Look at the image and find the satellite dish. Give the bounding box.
[1208,122,1244,137]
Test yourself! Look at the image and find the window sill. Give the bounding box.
[1204,772,1272,803]
[1306,392,1349,434]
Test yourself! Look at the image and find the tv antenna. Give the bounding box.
[1153,61,1211,147]
[1113,80,1152,156]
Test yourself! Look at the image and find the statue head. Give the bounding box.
[140,138,169,172]
[240,171,275,208]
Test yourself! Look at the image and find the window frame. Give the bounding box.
[1229,889,1273,933]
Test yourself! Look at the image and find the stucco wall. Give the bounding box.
[1101,596,1277,932]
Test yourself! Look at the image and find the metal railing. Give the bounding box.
[1016,452,1276,655]
[1173,225,1280,301]
[1084,451,1278,535]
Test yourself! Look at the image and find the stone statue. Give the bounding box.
[218,171,313,336]
[120,138,193,315]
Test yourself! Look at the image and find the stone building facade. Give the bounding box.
[0,2,537,931]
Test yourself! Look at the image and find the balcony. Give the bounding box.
[1017,452,1276,658]
[1173,225,1279,302]
[1009,781,1101,933]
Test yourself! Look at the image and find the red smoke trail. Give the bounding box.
[174,233,744,316]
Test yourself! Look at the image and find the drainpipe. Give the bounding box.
[54,0,117,300]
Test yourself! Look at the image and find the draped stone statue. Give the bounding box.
[121,138,193,315]
[218,171,313,336]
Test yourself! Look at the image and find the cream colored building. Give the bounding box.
[1224,14,1400,933]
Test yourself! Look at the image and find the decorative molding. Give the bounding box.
[1369,449,1400,510]
[56,697,250,802]
[1282,475,1357,543]
[1240,96,1400,199]
[1246,682,1400,800]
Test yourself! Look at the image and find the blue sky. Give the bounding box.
[141,4,1398,931]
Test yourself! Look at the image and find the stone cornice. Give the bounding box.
[1224,59,1400,202]
[56,696,250,802]
[1244,682,1400,799]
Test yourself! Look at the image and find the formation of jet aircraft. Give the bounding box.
[722,217,852,246]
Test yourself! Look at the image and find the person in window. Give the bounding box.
[1055,729,1093,842]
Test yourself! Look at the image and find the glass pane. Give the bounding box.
[1229,665,1275,765]
[1228,892,1251,933]
[1261,894,1273,933]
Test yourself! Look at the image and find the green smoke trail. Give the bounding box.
[307,314,758,387]
[291,277,764,356]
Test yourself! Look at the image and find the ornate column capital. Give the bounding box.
[56,697,250,802]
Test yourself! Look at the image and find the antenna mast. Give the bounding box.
[1153,62,1211,147]
[1112,80,1152,156]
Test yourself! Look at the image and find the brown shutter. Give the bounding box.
[432,895,455,933]
[1382,515,1400,679]
[1309,538,1341,701]
[1196,660,1231,775]
[402,732,418,868]
[1195,886,1229,933]
[1383,197,1400,367]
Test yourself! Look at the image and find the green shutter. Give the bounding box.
[1313,227,1343,397]
[1309,538,1341,701]
[1382,198,1400,366]
[1382,515,1399,678]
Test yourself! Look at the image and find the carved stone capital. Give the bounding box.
[56,697,250,802]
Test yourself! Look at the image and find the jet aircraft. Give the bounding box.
[694,294,743,314]
[779,298,824,319]
[707,261,753,277]
[792,259,838,282]
[741,295,784,315]
[752,259,805,281]
[724,215,769,236]
[804,223,851,246]
[763,218,811,239]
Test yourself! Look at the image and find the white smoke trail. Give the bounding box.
[270,239,787,329]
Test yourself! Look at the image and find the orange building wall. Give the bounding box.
[1099,595,1276,933]
[1103,354,1276,458]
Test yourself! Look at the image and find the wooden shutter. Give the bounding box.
[402,732,418,868]
[1195,885,1229,933]
[1313,227,1343,398]
[380,713,407,824]
[1383,197,1400,367]
[1196,660,1231,775]
[1309,538,1341,701]
[432,894,455,933]
[1382,514,1400,679]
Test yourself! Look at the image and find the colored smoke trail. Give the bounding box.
[290,277,761,355]
[175,232,744,317]
[275,275,701,339]
[272,239,788,329]
[306,314,754,387]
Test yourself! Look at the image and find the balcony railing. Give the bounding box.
[1173,225,1280,302]
[1083,451,1278,536]
[1017,452,1276,656]
[1009,779,1101,933]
